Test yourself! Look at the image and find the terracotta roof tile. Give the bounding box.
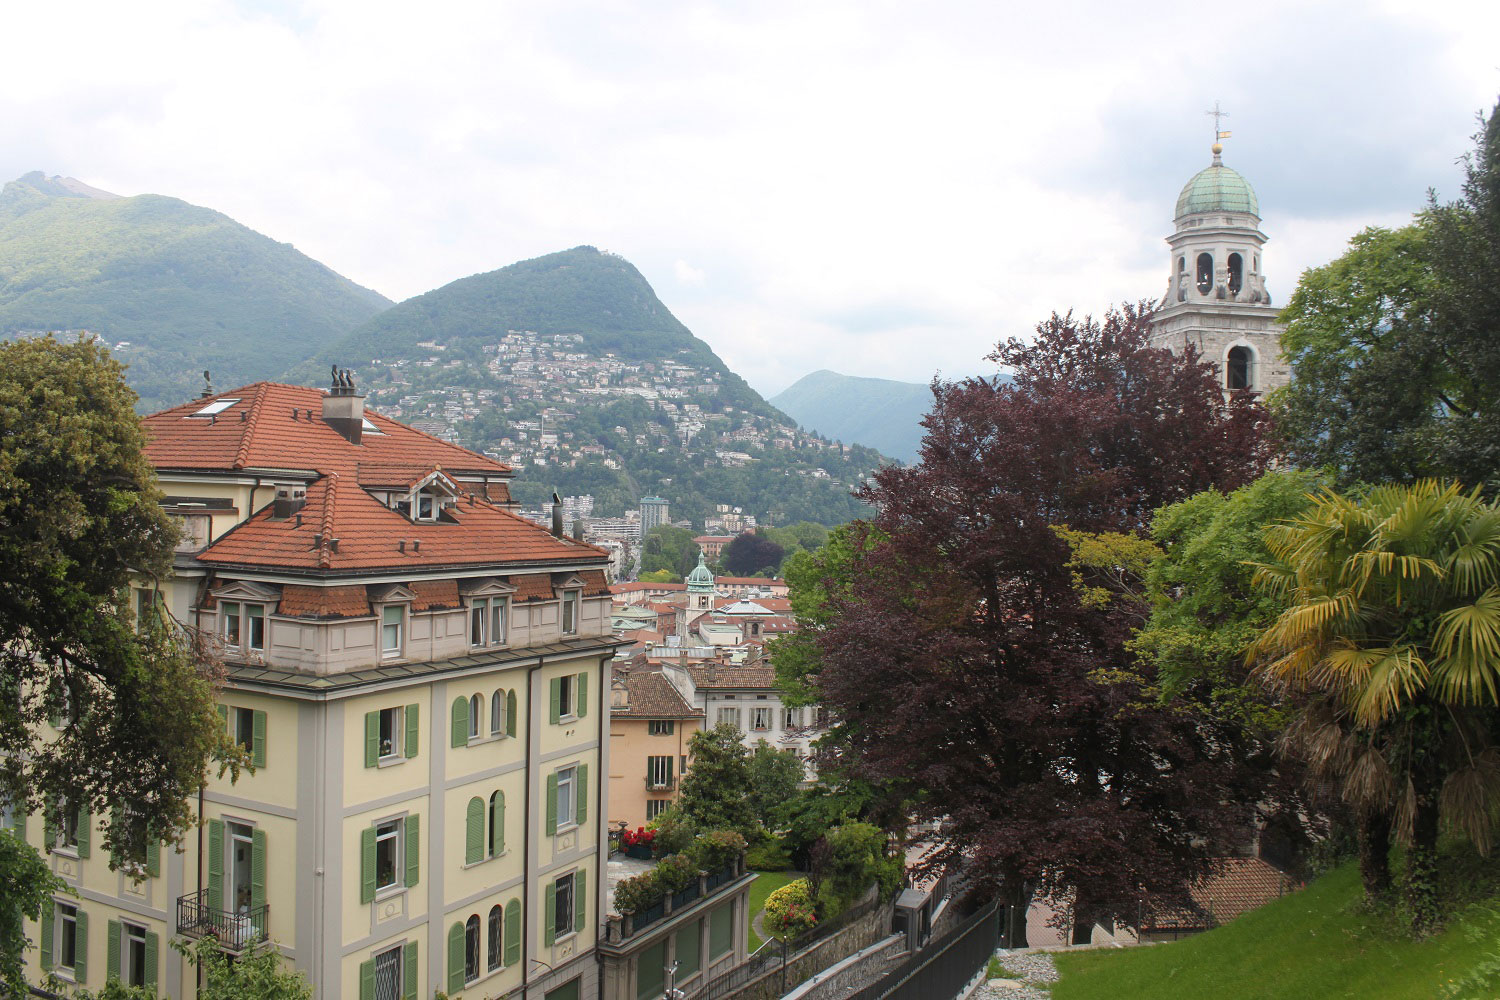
[511,574,556,603]
[579,570,610,596]
[686,664,778,689]
[614,670,703,719]
[410,580,462,611]
[279,585,372,619]
[1145,857,1299,931]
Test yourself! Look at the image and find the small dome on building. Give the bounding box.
[686,552,715,590]
[1175,154,1260,219]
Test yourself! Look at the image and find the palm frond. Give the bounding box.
[1431,588,1500,705]
[1440,747,1500,856]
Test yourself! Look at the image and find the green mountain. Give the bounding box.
[0,172,392,410]
[771,370,932,463]
[304,246,890,527]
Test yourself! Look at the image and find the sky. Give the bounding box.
[3,0,1498,398]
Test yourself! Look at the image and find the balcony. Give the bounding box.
[176,890,267,953]
[644,775,676,791]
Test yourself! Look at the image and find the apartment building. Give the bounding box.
[20,379,618,1000]
[606,668,704,829]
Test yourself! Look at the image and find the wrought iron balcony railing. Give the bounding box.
[176,889,267,953]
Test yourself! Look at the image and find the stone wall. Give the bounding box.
[718,891,892,1000]
[787,934,907,1000]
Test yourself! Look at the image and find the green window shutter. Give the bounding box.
[144,932,158,991]
[207,819,224,913]
[43,800,56,853]
[404,814,420,889]
[403,940,418,1000]
[667,755,674,784]
[451,696,468,748]
[549,677,561,725]
[216,704,228,728]
[503,899,521,967]
[251,828,267,927]
[492,792,505,855]
[252,710,267,769]
[109,806,122,868]
[446,922,465,994]
[359,826,377,904]
[576,764,588,825]
[465,798,483,865]
[76,808,90,859]
[40,899,53,969]
[107,919,121,981]
[575,869,587,933]
[359,959,374,1000]
[74,907,88,983]
[148,839,161,879]
[405,704,420,759]
[546,774,558,836]
[576,672,588,718]
[506,690,517,737]
[364,711,380,768]
[544,881,557,947]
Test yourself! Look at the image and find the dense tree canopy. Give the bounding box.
[675,723,758,837]
[640,523,699,578]
[720,529,785,576]
[807,306,1273,937]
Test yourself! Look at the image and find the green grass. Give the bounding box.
[1053,862,1500,1000]
[746,871,803,952]
[987,956,1017,979]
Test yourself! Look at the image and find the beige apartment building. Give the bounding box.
[607,668,704,830]
[18,379,618,1000]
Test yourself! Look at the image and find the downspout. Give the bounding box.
[524,660,542,1000]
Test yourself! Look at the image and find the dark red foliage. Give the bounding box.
[721,529,785,576]
[816,305,1272,929]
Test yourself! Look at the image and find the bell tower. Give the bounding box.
[1150,117,1288,395]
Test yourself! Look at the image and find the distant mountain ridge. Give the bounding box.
[771,369,933,463]
[0,171,392,410]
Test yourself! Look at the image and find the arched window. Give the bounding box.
[1227,346,1252,391]
[1177,255,1186,273]
[464,914,481,983]
[489,790,505,856]
[487,904,503,971]
[491,691,504,735]
[1227,253,1244,295]
[469,694,481,739]
[1196,253,1214,294]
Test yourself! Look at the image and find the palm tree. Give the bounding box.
[1250,480,1500,932]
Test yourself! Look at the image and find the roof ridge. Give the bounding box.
[318,472,340,569]
[233,383,270,470]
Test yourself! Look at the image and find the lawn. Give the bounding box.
[746,870,803,952]
[1052,862,1500,1000]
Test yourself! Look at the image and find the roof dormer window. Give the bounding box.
[191,398,240,417]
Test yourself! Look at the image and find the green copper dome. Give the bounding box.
[687,552,716,589]
[1175,158,1260,219]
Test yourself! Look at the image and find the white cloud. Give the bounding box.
[1,0,1497,396]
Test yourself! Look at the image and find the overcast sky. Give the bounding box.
[4,0,1497,397]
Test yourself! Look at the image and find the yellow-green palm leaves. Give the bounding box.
[1252,481,1500,726]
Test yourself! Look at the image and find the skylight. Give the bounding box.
[191,398,240,416]
[361,418,385,435]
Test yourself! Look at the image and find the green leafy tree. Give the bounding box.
[773,523,883,708]
[0,832,61,1000]
[0,337,243,989]
[638,568,682,584]
[1251,480,1500,933]
[675,723,757,837]
[640,524,698,578]
[720,530,785,576]
[175,936,313,1000]
[746,741,805,831]
[812,822,903,916]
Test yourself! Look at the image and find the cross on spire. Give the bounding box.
[1206,101,1231,142]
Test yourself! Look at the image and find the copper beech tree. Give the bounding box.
[809,306,1274,942]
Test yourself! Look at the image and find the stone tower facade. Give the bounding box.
[1149,144,1289,395]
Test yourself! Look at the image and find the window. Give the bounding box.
[1228,252,1244,295]
[647,755,674,789]
[717,707,741,729]
[373,944,402,1000]
[493,601,507,645]
[645,798,669,821]
[555,767,576,830]
[648,720,675,736]
[56,901,80,976]
[417,492,437,522]
[134,588,161,630]
[562,591,579,635]
[709,904,734,960]
[375,820,400,893]
[56,800,79,851]
[676,919,701,979]
[554,873,575,940]
[469,597,509,646]
[558,675,575,720]
[488,791,504,857]
[784,707,799,729]
[382,606,404,657]
[124,921,148,987]
[468,694,482,740]
[222,602,241,647]
[192,398,240,416]
[487,904,503,972]
[220,602,265,653]
[490,691,504,735]
[378,707,402,760]
[751,707,771,731]
[464,914,480,983]
[1227,346,1252,391]
[1196,252,1214,294]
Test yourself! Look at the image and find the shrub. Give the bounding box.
[745,840,794,872]
[614,869,664,914]
[656,852,700,893]
[764,878,818,937]
[649,804,698,858]
[622,826,656,850]
[816,822,904,917]
[690,829,748,872]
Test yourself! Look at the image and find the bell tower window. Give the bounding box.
[1177,256,1186,274]
[1195,253,1214,295]
[1227,346,1252,391]
[1228,253,1244,295]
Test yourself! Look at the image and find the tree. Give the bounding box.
[746,741,805,831]
[675,723,758,836]
[0,833,60,1000]
[811,305,1273,941]
[638,568,682,584]
[1271,101,1500,487]
[175,936,312,1000]
[1250,480,1500,933]
[773,523,882,709]
[721,529,785,577]
[640,524,698,578]
[0,337,241,986]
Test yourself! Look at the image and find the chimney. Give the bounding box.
[272,485,307,519]
[551,492,564,538]
[322,366,364,445]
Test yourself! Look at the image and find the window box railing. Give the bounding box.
[608,854,747,943]
[176,890,267,953]
[645,776,677,791]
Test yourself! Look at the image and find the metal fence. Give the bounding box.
[846,899,999,1000]
[175,889,267,953]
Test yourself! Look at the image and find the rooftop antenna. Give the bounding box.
[200,370,214,399]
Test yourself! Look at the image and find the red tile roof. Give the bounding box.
[410,580,462,611]
[1145,857,1300,931]
[613,669,703,719]
[578,570,610,596]
[686,664,778,689]
[146,383,604,575]
[511,574,556,603]
[279,585,371,619]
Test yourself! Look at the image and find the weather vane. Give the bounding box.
[1206,101,1232,147]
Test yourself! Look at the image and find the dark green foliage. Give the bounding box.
[774,523,882,708]
[0,175,390,412]
[746,741,805,830]
[647,803,697,858]
[744,840,794,872]
[721,529,785,576]
[675,723,758,837]
[770,369,934,463]
[781,778,880,870]
[813,822,903,916]
[174,936,313,999]
[641,524,699,578]
[0,833,60,1000]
